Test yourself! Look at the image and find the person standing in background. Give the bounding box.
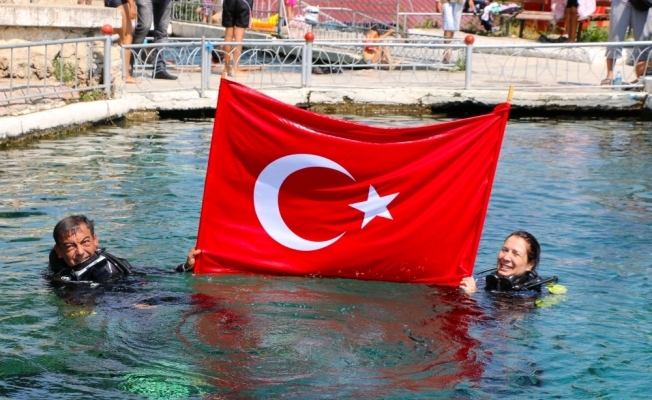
[132,0,178,80]
[440,0,473,63]
[201,0,215,23]
[105,0,139,83]
[550,0,596,42]
[222,0,254,77]
[600,0,648,85]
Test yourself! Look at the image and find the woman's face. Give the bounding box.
[496,236,533,277]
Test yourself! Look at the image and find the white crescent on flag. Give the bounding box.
[253,154,354,251]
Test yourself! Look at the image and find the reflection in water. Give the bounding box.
[0,116,651,398]
[180,278,487,398]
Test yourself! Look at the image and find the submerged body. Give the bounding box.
[461,231,558,295]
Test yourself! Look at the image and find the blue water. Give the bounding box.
[1,115,651,398]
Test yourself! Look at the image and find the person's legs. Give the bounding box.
[443,2,462,63]
[381,46,393,64]
[565,6,578,42]
[631,8,651,80]
[442,2,455,62]
[223,27,235,74]
[603,0,630,82]
[133,0,152,46]
[231,26,247,76]
[119,3,138,83]
[151,0,176,78]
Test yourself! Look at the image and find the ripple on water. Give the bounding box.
[0,118,651,398]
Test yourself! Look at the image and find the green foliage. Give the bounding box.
[580,22,609,42]
[415,18,437,29]
[80,89,106,102]
[455,56,466,71]
[52,56,76,84]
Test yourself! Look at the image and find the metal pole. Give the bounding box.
[302,32,314,87]
[306,37,312,87]
[104,35,111,98]
[277,0,283,38]
[121,46,126,98]
[301,42,307,86]
[201,36,206,97]
[464,36,474,90]
[396,0,400,37]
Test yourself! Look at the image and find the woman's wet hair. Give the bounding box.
[53,215,95,246]
[506,230,540,270]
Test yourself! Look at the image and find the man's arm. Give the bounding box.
[174,247,202,272]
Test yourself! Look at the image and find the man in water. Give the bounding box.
[49,215,200,283]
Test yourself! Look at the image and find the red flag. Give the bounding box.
[195,80,509,285]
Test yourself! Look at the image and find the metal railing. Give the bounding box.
[2,36,650,108]
[0,36,115,107]
[119,37,651,94]
[170,0,399,40]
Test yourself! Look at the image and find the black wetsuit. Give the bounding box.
[484,271,556,292]
[48,248,133,284]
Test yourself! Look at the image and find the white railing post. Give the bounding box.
[302,32,314,88]
[464,35,474,90]
[201,36,207,97]
[103,28,113,97]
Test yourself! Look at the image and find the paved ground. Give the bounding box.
[1,25,651,141]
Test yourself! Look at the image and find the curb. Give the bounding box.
[1,86,650,143]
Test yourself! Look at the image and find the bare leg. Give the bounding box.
[604,57,614,82]
[119,3,138,83]
[231,26,247,76]
[635,60,652,79]
[381,46,393,64]
[443,31,454,62]
[223,26,235,75]
[565,6,578,42]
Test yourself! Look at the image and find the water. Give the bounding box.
[1,115,651,398]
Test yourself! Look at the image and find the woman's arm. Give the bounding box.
[460,276,477,294]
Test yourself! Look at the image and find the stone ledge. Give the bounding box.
[0,5,121,29]
[1,87,650,143]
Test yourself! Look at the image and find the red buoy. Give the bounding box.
[101,24,113,35]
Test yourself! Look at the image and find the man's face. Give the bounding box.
[54,223,99,267]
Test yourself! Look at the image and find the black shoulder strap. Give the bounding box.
[98,249,133,275]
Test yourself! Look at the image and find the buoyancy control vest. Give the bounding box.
[484,270,558,292]
[48,248,133,283]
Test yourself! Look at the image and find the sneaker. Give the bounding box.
[152,70,178,80]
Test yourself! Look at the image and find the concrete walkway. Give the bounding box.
[1,25,652,143]
[2,78,651,142]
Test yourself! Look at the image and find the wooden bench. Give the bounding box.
[509,0,610,39]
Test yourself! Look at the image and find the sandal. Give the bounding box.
[600,78,613,86]
[623,80,642,91]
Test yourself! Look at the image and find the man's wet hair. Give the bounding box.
[53,215,95,246]
[506,230,540,269]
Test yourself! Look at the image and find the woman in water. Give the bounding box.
[460,231,554,294]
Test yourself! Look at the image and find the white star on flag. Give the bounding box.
[349,185,399,229]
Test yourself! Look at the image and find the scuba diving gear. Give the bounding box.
[49,247,133,283]
[484,270,558,292]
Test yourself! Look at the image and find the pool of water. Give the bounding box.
[1,115,651,398]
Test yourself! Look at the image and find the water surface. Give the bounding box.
[1,115,651,398]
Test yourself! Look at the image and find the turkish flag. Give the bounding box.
[194,80,509,286]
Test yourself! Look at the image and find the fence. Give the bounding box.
[2,35,650,108]
[120,37,652,94]
[171,0,399,40]
[0,36,116,108]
